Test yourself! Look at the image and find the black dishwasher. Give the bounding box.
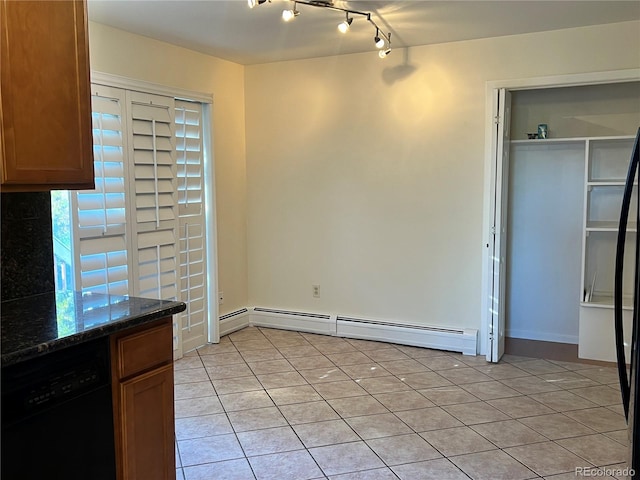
[1,337,116,480]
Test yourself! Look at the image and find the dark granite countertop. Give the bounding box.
[1,291,186,367]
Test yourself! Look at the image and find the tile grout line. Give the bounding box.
[174,327,628,479]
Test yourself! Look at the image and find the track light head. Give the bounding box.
[374,28,384,48]
[248,0,268,8]
[337,14,352,33]
[378,48,391,58]
[282,3,300,21]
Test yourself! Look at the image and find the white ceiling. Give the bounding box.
[87,0,640,65]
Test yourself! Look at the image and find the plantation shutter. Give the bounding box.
[59,83,212,355]
[176,100,209,351]
[126,91,181,352]
[71,84,130,300]
[127,91,178,298]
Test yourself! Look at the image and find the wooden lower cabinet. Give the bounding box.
[120,365,175,479]
[111,318,175,480]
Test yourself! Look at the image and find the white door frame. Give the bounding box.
[202,102,221,344]
[480,68,640,360]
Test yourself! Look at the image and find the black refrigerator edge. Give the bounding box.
[615,126,640,476]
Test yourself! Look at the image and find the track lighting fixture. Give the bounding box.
[282,2,299,22]
[337,13,352,33]
[249,0,392,58]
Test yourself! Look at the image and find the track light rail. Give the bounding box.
[248,0,393,57]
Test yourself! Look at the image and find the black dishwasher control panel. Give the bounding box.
[1,337,110,423]
[23,362,102,407]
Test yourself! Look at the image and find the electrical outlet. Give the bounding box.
[312,284,320,298]
[218,291,224,305]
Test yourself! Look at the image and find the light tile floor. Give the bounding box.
[174,327,632,480]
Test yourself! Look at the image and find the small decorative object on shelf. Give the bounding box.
[527,133,539,139]
[538,123,548,139]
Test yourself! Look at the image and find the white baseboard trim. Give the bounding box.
[249,308,336,336]
[506,328,578,345]
[224,307,478,356]
[219,308,250,337]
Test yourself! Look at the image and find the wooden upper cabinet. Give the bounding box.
[0,0,94,191]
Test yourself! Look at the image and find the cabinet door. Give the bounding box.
[118,364,175,480]
[0,0,94,191]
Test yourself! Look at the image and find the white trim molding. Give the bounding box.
[505,328,578,345]
[91,71,213,104]
[486,68,640,91]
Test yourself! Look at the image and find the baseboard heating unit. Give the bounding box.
[219,308,250,336]
[251,308,336,336]
[336,316,477,356]
[234,307,478,356]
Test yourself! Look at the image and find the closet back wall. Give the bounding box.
[510,82,640,139]
[506,143,584,343]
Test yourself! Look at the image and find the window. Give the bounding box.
[52,82,212,354]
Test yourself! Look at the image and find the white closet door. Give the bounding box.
[488,88,511,362]
[71,85,130,298]
[176,100,209,352]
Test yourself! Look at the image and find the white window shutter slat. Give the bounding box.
[131,102,172,122]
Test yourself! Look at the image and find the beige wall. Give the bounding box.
[88,22,249,315]
[244,21,640,335]
[87,19,640,349]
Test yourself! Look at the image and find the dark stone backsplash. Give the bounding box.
[1,192,55,301]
